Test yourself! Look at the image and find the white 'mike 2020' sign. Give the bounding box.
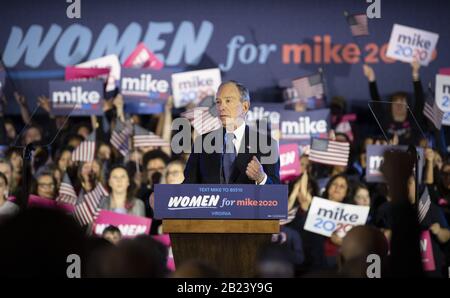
[386,24,439,66]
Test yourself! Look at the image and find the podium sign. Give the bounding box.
[154,184,288,220]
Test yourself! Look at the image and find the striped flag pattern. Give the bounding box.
[418,187,431,223]
[181,107,222,135]
[309,138,350,167]
[292,74,324,101]
[346,13,369,37]
[111,119,133,156]
[72,131,96,162]
[133,125,170,147]
[74,183,109,226]
[424,88,444,130]
[55,173,77,205]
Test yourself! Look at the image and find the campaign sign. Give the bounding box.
[279,143,301,182]
[92,210,152,238]
[65,66,110,83]
[154,184,288,219]
[442,112,450,126]
[386,24,439,66]
[0,71,5,97]
[439,70,450,125]
[28,195,75,213]
[171,68,221,108]
[435,74,450,113]
[420,230,436,271]
[304,197,370,237]
[77,54,121,92]
[152,234,175,271]
[366,145,424,183]
[121,68,171,114]
[279,109,330,145]
[49,80,104,116]
[246,104,330,145]
[123,42,164,70]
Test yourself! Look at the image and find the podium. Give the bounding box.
[163,219,279,277]
[155,184,288,278]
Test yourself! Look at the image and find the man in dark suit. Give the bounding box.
[183,81,280,184]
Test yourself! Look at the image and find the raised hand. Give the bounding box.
[37,95,51,114]
[363,64,376,82]
[411,60,420,81]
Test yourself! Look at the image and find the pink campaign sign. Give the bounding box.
[123,43,164,70]
[279,144,301,182]
[152,234,171,247]
[439,68,450,75]
[92,210,152,238]
[65,66,110,82]
[420,230,436,272]
[152,234,175,271]
[28,195,75,213]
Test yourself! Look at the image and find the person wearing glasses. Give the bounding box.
[32,171,57,200]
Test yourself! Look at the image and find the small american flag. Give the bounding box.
[309,138,350,167]
[133,125,169,147]
[74,183,108,226]
[72,131,96,162]
[292,74,324,101]
[182,107,222,135]
[181,96,222,135]
[56,173,77,205]
[345,13,369,37]
[424,86,444,130]
[111,119,133,156]
[418,187,431,223]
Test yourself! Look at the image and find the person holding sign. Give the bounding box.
[183,81,280,184]
[363,61,426,145]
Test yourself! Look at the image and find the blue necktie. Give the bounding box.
[223,132,236,183]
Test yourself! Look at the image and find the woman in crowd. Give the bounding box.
[0,172,19,218]
[76,160,104,195]
[362,62,426,145]
[100,165,145,217]
[31,171,57,200]
[54,146,74,174]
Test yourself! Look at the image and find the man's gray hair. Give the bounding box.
[218,80,250,103]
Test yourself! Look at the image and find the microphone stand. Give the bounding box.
[19,142,36,209]
[407,145,419,211]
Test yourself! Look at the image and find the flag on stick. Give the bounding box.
[309,138,350,167]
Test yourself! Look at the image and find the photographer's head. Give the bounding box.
[142,150,170,186]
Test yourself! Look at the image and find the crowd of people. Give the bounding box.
[0,61,449,278]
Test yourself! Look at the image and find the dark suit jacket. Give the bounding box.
[183,125,280,184]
